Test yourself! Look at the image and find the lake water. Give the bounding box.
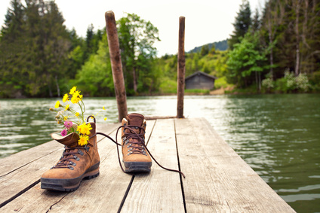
[0,94,319,212]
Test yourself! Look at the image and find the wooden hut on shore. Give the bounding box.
[185,71,216,90]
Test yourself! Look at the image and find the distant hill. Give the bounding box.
[188,39,228,53]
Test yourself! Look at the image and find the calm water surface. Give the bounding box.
[1,94,320,212]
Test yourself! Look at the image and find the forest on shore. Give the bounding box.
[0,0,319,98]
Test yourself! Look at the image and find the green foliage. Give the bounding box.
[117,13,160,95]
[0,0,72,98]
[228,0,252,49]
[227,31,268,88]
[268,71,311,93]
[200,45,209,56]
[72,34,114,96]
[262,77,274,90]
[159,78,177,94]
[214,77,232,89]
[185,89,210,95]
[309,71,320,91]
[188,40,228,53]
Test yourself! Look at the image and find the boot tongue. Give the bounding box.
[51,132,80,148]
[127,113,144,127]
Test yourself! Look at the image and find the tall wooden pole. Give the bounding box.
[105,11,128,122]
[177,16,185,118]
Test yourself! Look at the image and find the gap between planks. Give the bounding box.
[0,123,119,210]
[120,119,184,213]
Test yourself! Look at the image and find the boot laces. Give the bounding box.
[92,125,186,178]
[52,146,88,170]
[123,125,147,156]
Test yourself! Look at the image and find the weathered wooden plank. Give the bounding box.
[46,120,156,213]
[121,119,184,212]
[0,121,155,212]
[145,115,176,120]
[175,118,295,212]
[0,123,119,206]
[0,123,113,177]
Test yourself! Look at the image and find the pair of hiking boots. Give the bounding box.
[41,113,168,191]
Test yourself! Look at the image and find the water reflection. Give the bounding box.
[1,94,320,212]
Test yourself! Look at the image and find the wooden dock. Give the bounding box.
[0,118,295,212]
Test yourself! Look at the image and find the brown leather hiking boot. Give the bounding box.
[121,113,152,172]
[41,120,100,191]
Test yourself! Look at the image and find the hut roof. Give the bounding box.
[185,71,217,80]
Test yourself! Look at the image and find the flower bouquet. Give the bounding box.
[50,86,106,146]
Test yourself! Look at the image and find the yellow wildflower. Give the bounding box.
[62,93,69,102]
[103,106,106,110]
[75,112,80,117]
[71,91,82,104]
[63,116,68,121]
[65,104,70,110]
[104,117,107,121]
[49,108,54,111]
[70,86,77,95]
[78,135,89,146]
[55,101,60,108]
[77,123,92,135]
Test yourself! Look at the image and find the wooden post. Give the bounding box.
[105,11,128,122]
[177,16,185,118]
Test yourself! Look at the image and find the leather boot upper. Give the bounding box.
[41,122,99,180]
[121,113,151,163]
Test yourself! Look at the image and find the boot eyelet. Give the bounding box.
[68,165,74,170]
[74,156,80,161]
[78,150,84,156]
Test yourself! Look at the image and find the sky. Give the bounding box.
[0,0,263,56]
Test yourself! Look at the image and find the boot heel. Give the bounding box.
[84,168,100,180]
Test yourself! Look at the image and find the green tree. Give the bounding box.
[228,0,252,49]
[227,31,268,89]
[209,44,216,55]
[0,0,24,41]
[73,34,114,96]
[25,0,71,97]
[0,0,26,98]
[117,13,160,95]
[252,8,260,33]
[200,44,209,56]
[0,0,72,97]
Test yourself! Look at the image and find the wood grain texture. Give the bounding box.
[0,123,114,177]
[1,121,155,212]
[175,118,296,213]
[177,16,185,118]
[47,120,155,213]
[105,10,128,122]
[121,119,184,213]
[0,123,119,207]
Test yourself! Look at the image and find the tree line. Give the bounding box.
[1,0,319,98]
[0,0,160,98]
[226,0,320,92]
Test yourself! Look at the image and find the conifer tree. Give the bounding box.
[228,0,252,49]
[0,0,26,98]
[0,0,71,97]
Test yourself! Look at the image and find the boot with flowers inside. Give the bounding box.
[41,87,106,191]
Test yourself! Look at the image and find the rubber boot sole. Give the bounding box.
[124,161,152,173]
[41,162,100,191]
